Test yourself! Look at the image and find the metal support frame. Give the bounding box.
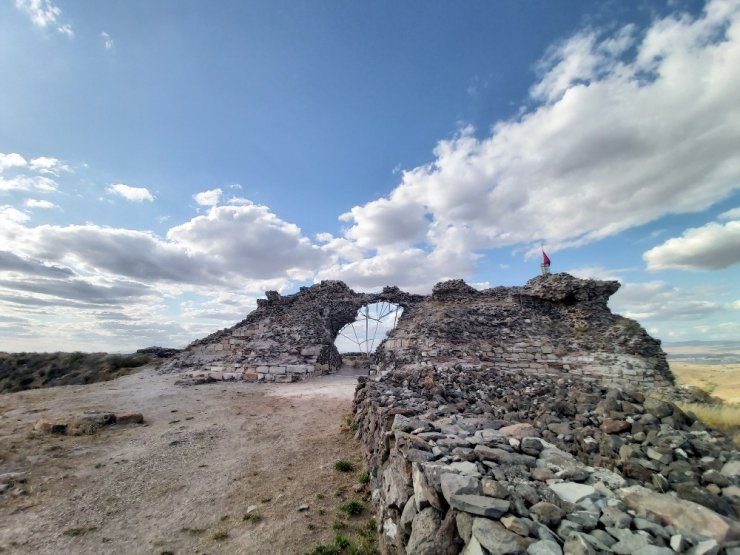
[337,301,402,357]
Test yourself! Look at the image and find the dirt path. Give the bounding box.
[0,366,370,554]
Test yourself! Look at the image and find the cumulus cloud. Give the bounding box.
[101,31,114,49]
[0,175,58,193]
[167,203,326,279]
[15,0,73,37]
[334,0,740,281]
[106,183,155,202]
[193,188,222,206]
[610,281,726,322]
[24,199,58,209]
[2,201,324,289]
[643,219,740,270]
[0,153,27,171]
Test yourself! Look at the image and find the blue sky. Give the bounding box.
[1,0,738,352]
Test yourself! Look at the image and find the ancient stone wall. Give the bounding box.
[374,274,673,389]
[163,273,672,389]
[160,281,422,382]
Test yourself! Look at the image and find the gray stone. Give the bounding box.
[687,539,720,555]
[457,511,474,543]
[406,507,441,555]
[670,534,688,552]
[619,485,740,542]
[413,462,442,511]
[529,502,565,527]
[449,494,510,518]
[526,540,562,555]
[549,482,597,505]
[600,506,632,528]
[563,532,596,555]
[440,472,481,503]
[633,547,675,555]
[590,529,617,547]
[721,460,740,478]
[500,515,530,537]
[567,511,599,531]
[482,478,510,499]
[472,518,532,554]
[400,497,417,535]
[610,531,651,554]
[462,535,485,555]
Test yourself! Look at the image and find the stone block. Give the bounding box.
[115,413,144,425]
[269,366,287,374]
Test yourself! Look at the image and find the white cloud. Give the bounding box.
[719,206,740,220]
[0,175,58,193]
[0,205,30,224]
[24,199,59,209]
[193,188,222,206]
[333,1,740,284]
[0,153,27,172]
[15,0,73,38]
[643,219,740,270]
[611,281,725,321]
[106,183,155,202]
[29,156,71,175]
[101,31,114,49]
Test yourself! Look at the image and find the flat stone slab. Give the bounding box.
[449,494,510,518]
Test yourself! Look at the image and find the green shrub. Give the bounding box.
[334,460,354,472]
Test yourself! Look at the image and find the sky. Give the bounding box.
[1,0,739,353]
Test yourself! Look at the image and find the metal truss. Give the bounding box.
[337,301,402,356]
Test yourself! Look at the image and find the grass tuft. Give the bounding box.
[334,460,354,472]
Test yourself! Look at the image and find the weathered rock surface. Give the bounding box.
[351,275,738,554]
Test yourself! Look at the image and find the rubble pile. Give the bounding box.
[353,368,740,554]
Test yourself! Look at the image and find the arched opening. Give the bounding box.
[334,301,403,356]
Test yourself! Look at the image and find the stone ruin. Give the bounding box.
[162,273,740,553]
[163,272,672,390]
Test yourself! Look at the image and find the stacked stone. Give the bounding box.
[374,275,672,390]
[161,281,422,383]
[353,368,740,554]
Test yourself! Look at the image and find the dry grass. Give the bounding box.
[669,362,740,405]
[670,361,740,445]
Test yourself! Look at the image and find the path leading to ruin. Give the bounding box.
[0,365,368,554]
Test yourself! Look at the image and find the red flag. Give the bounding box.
[542,250,551,265]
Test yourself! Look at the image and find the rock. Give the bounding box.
[644,398,673,419]
[462,535,486,555]
[383,518,399,545]
[670,534,688,552]
[529,502,565,527]
[406,507,441,555]
[601,419,631,434]
[619,485,740,543]
[434,510,461,555]
[413,462,442,511]
[475,445,536,467]
[440,472,481,503]
[472,518,533,554]
[549,482,597,505]
[457,511,474,543]
[526,540,562,555]
[567,511,599,531]
[499,423,537,439]
[563,532,596,555]
[383,455,412,510]
[501,515,531,537]
[674,481,736,518]
[400,498,417,535]
[115,412,144,425]
[33,419,67,434]
[448,461,480,476]
[297,504,309,511]
[482,478,509,499]
[633,547,675,555]
[600,506,632,528]
[449,494,510,518]
[721,460,740,478]
[610,530,651,554]
[688,539,720,555]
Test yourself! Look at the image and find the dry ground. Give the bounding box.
[670,361,740,405]
[0,366,372,554]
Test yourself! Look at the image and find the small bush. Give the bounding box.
[334,460,354,472]
[358,471,369,484]
[212,530,229,541]
[339,500,363,516]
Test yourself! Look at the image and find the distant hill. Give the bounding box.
[0,352,153,394]
[663,340,740,364]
